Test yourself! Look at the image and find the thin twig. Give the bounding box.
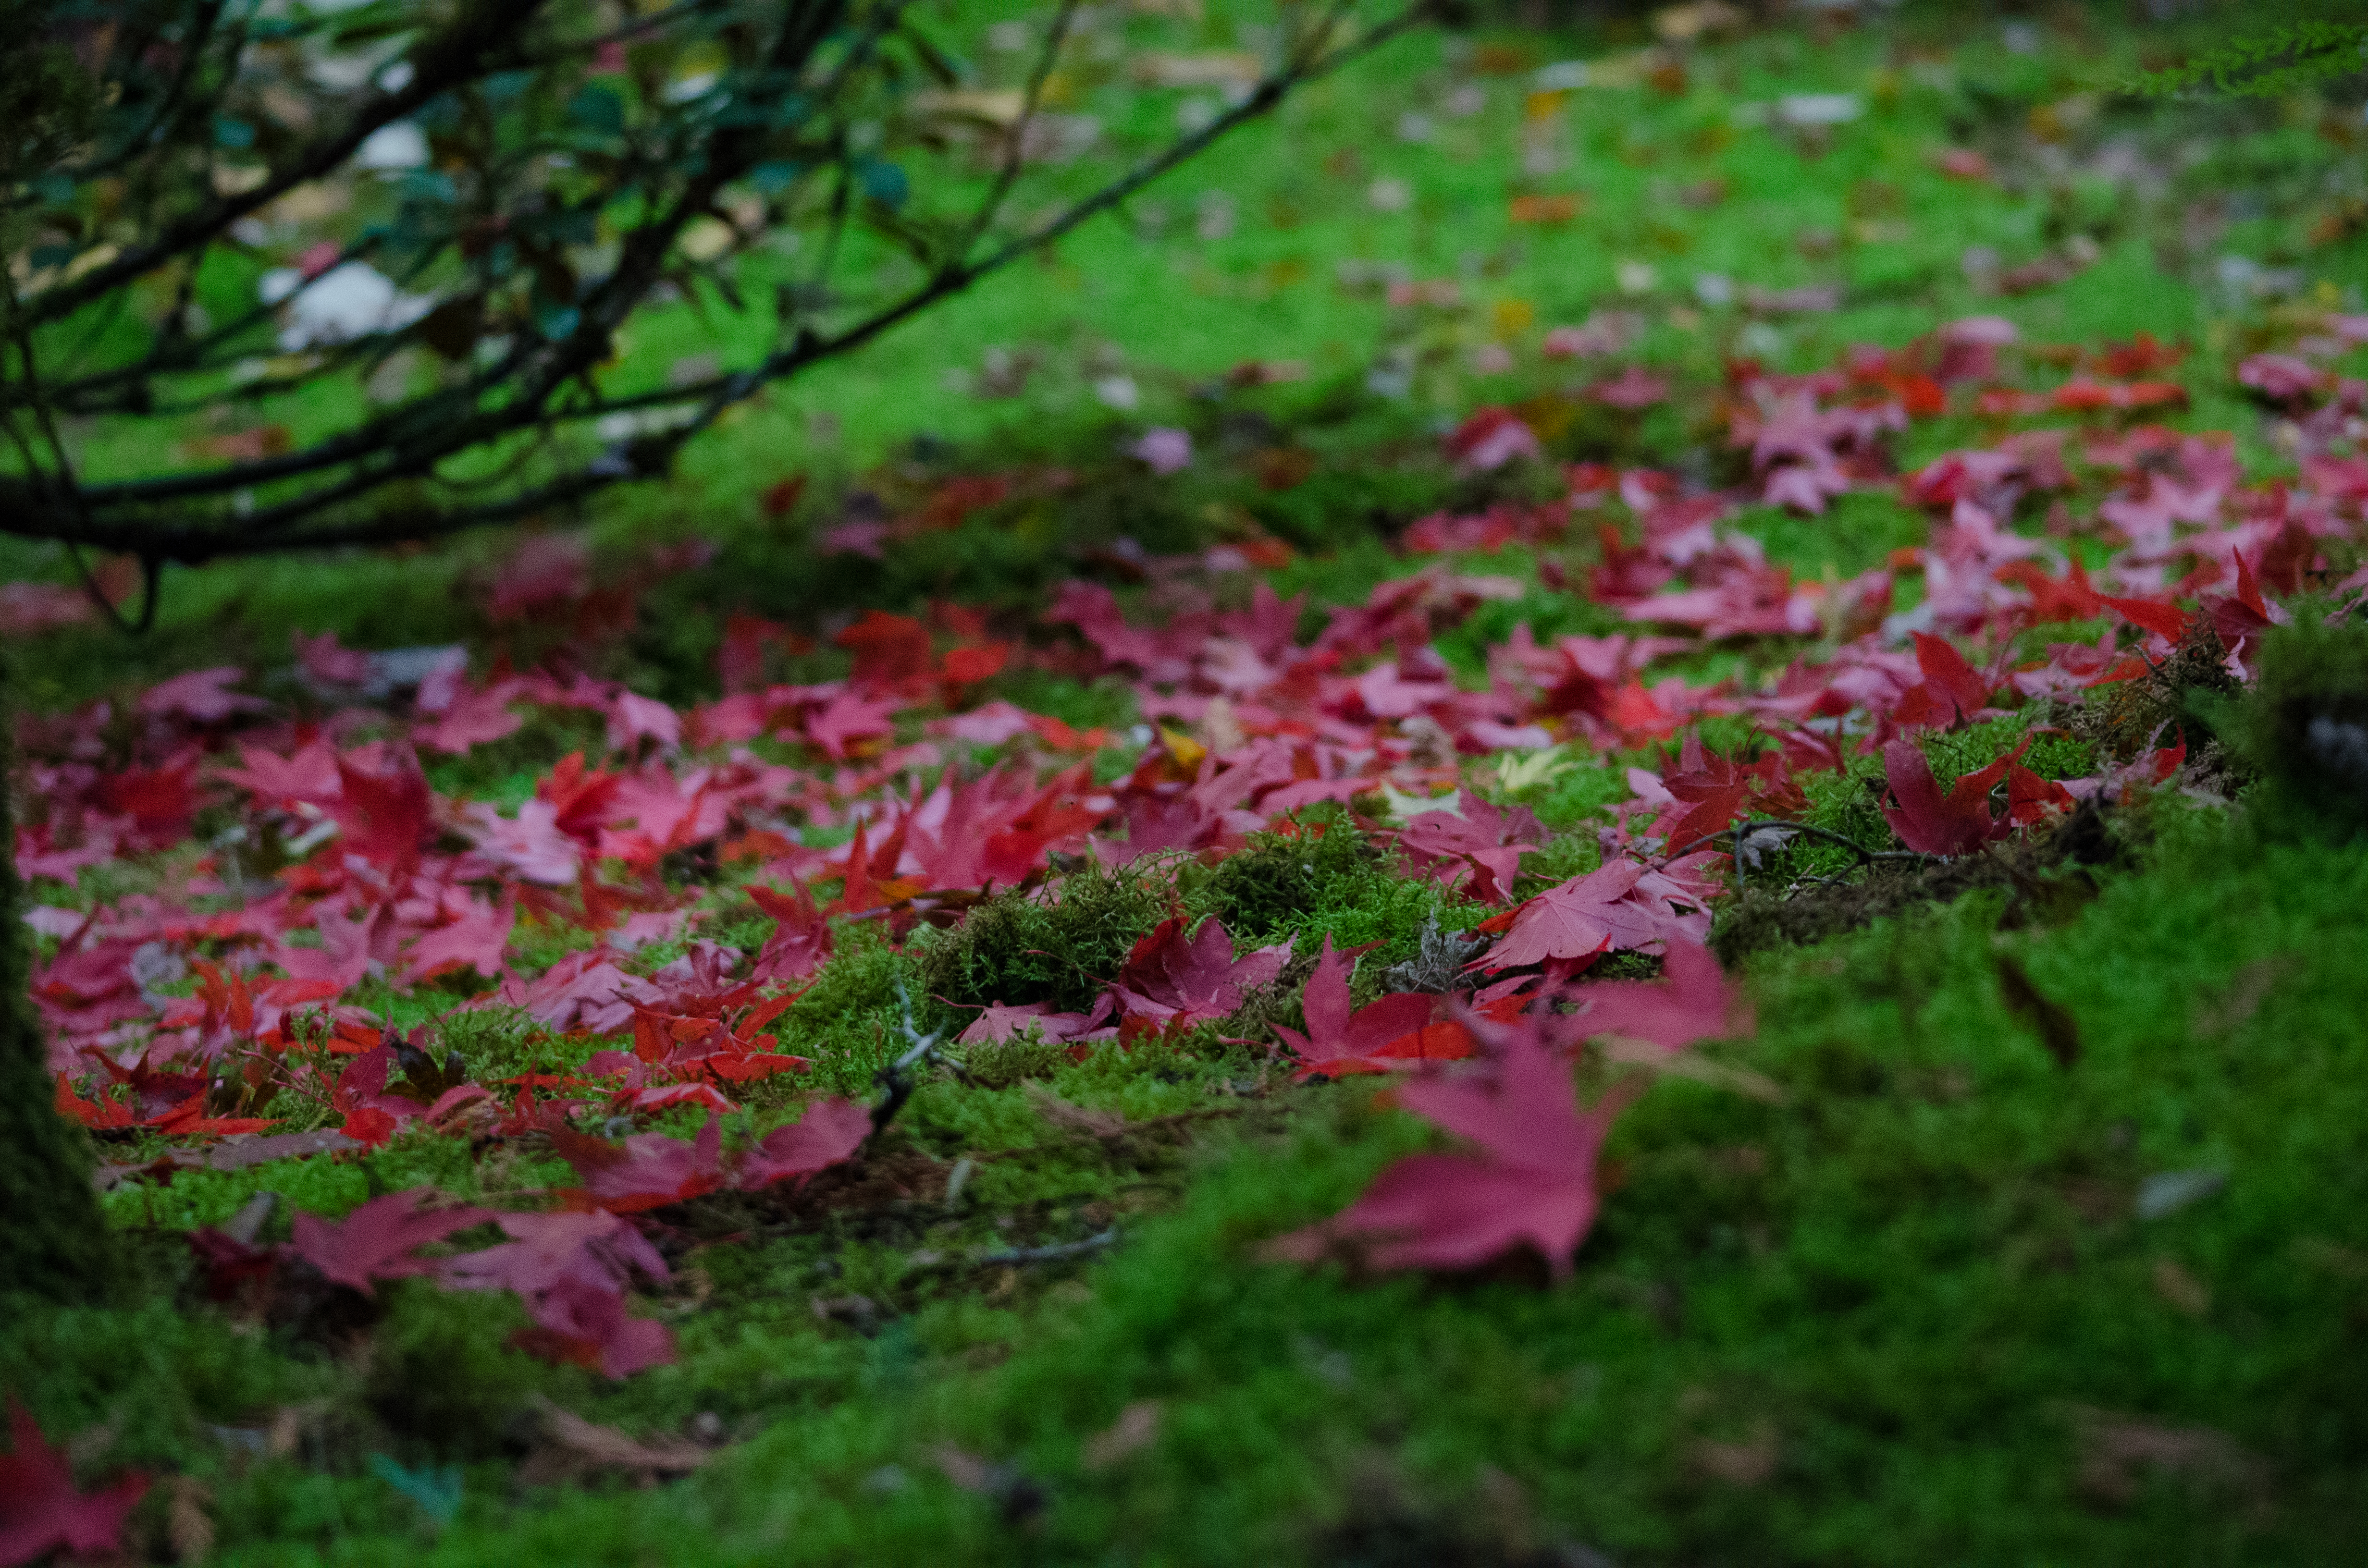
[867,977,944,1137]
[0,1,1429,572]
[1662,818,1937,891]
[972,1227,1119,1267]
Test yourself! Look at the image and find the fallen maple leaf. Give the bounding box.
[1565,939,1752,1052]
[1878,738,2017,856]
[1396,797,1544,904]
[736,1098,873,1190]
[1272,935,1453,1078]
[513,1277,678,1379]
[1107,917,1291,1025]
[550,1115,728,1213]
[746,879,833,984]
[286,1189,492,1296]
[1474,860,1652,972]
[440,1211,676,1379]
[1270,1024,1640,1278]
[955,997,1112,1046]
[0,1401,149,1568]
[328,750,435,874]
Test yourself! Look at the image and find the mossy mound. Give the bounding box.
[2212,609,2368,838]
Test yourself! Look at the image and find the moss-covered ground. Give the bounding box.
[6,1,2368,1563]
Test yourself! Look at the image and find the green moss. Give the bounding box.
[913,863,1173,1025]
[1184,804,1392,947]
[365,1283,550,1461]
[2211,610,2368,838]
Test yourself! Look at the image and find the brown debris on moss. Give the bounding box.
[1710,800,2125,963]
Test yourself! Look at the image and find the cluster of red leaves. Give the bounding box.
[16,292,2368,1344]
[197,1097,869,1380]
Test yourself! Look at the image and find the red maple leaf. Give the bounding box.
[1272,936,1456,1078]
[0,1400,149,1568]
[829,821,923,914]
[1648,736,1812,855]
[328,750,434,874]
[746,879,833,984]
[2201,551,2281,672]
[736,1098,873,1190]
[143,1092,278,1139]
[2096,592,2191,644]
[836,610,934,687]
[1878,738,2021,856]
[285,1188,491,1296]
[2006,762,2076,824]
[550,1115,728,1213]
[1565,939,1752,1053]
[437,1211,675,1379]
[1270,1024,1638,1278]
[1995,557,2107,625]
[1107,917,1292,1025]
[1909,631,1993,722]
[329,1044,423,1148]
[536,751,622,843]
[53,1073,133,1130]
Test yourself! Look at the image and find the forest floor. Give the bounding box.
[6,3,2368,1565]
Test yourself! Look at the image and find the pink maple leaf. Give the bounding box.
[275,905,391,992]
[1444,407,1540,471]
[1272,935,1456,1078]
[550,1115,728,1212]
[414,682,524,754]
[1474,861,1649,972]
[138,666,268,724]
[437,1211,675,1379]
[0,581,94,637]
[1565,939,1752,1053]
[401,896,516,984]
[438,1210,668,1300]
[294,629,373,686]
[513,1276,678,1379]
[286,1188,491,1296]
[1107,917,1291,1025]
[1270,1025,1637,1278]
[460,798,580,886]
[1590,364,1670,411]
[0,1401,149,1568]
[606,691,682,753]
[507,950,661,1034]
[804,689,900,760]
[215,739,341,806]
[955,996,1113,1046]
[735,1097,873,1190]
